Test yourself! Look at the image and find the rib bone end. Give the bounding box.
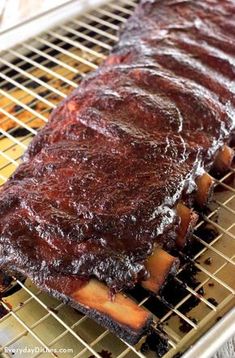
[213,145,234,174]
[43,276,152,345]
[195,173,214,207]
[176,203,198,248]
[141,248,179,294]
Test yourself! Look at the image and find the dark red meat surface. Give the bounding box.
[0,0,234,292]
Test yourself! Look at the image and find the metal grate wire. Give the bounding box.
[0,0,234,357]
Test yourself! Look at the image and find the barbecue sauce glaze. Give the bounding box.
[0,0,234,293]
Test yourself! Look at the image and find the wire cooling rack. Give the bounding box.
[0,1,234,357]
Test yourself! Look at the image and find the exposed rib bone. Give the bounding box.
[176,203,198,248]
[142,203,198,294]
[44,276,152,345]
[141,248,179,294]
[195,172,214,207]
[213,145,234,173]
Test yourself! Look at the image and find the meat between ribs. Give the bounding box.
[0,0,234,309]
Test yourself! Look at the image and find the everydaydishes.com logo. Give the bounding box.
[4,346,74,355]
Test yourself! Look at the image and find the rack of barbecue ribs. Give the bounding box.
[0,0,234,345]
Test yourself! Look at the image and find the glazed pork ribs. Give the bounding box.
[0,0,235,344]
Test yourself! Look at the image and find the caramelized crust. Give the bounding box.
[0,0,235,294]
